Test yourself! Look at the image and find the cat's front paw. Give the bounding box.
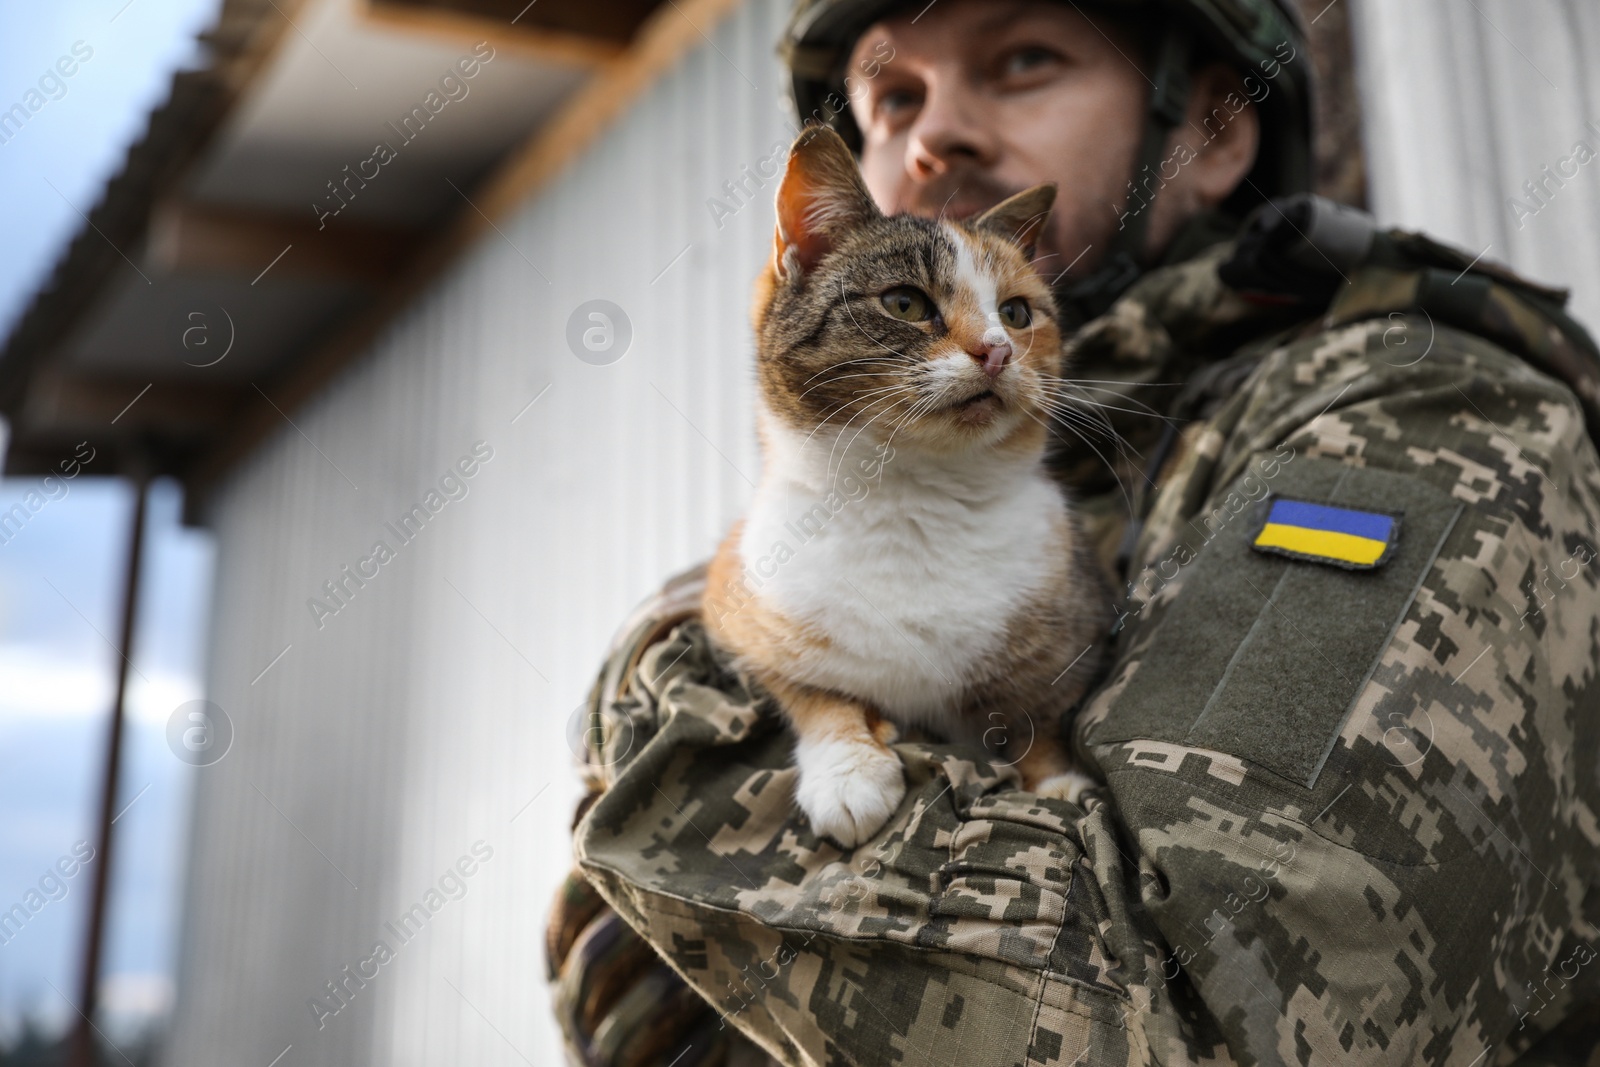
[1033,769,1097,804]
[795,739,906,848]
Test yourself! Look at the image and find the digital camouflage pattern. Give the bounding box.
[549,217,1600,1066]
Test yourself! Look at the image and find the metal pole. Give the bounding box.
[68,471,148,1067]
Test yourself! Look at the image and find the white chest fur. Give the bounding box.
[737,418,1066,728]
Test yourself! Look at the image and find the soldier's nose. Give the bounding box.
[968,327,1012,379]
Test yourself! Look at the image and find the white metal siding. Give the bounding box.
[1352,0,1600,330]
[166,2,791,1063]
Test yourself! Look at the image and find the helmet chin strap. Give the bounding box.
[1056,26,1192,329]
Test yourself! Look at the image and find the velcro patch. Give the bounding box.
[1251,496,1400,569]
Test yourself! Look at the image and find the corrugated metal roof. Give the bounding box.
[0,0,627,495]
[0,0,296,466]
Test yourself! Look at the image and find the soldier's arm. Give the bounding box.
[1074,308,1600,1063]
[554,312,1600,1065]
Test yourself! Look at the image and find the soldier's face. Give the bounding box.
[847,0,1253,282]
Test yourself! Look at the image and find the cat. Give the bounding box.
[703,126,1108,847]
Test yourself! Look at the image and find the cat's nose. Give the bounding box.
[969,327,1012,379]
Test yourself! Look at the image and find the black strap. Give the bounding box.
[1059,27,1192,327]
[1219,193,1378,305]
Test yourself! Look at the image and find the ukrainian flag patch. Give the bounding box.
[1251,496,1400,570]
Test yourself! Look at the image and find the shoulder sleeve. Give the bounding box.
[561,315,1600,1067]
[1077,312,1600,1064]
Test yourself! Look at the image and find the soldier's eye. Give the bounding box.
[881,286,936,322]
[876,88,921,118]
[999,298,1031,328]
[1003,46,1060,78]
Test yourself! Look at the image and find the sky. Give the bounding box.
[0,0,224,1048]
[0,0,222,338]
[0,479,214,1044]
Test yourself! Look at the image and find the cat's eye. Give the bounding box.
[998,298,1032,328]
[880,286,935,322]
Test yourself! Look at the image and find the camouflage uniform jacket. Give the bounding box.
[551,215,1600,1067]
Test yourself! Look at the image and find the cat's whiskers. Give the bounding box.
[794,369,904,406]
[882,390,943,454]
[1015,399,1139,519]
[1035,395,1159,507]
[1037,391,1150,478]
[800,354,908,388]
[1038,374,1178,423]
[1035,378,1161,438]
[1036,386,1137,438]
[872,387,956,471]
[835,390,924,479]
[1011,357,1149,499]
[1050,375,1184,388]
[1036,378,1170,480]
[823,388,915,481]
[1049,376,1185,394]
[799,383,911,455]
[1040,400,1122,447]
[1051,419,1150,503]
[936,186,962,224]
[799,380,909,456]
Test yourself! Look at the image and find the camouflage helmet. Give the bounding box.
[780,0,1313,200]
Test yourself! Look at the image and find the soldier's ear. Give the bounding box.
[772,125,880,280]
[974,184,1056,259]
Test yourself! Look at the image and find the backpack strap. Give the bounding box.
[1220,194,1600,440]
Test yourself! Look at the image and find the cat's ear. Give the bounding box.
[773,126,879,280]
[974,184,1056,258]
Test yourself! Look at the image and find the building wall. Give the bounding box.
[165,2,791,1063]
[1352,0,1600,331]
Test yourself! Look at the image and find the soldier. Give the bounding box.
[549,1,1600,1063]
